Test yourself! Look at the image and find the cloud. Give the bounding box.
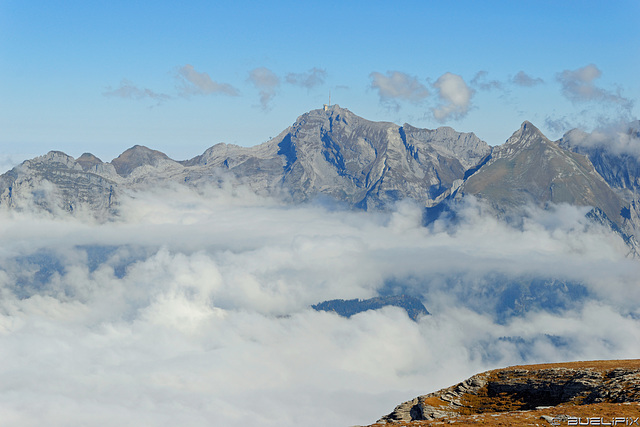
[561,120,640,159]
[248,67,280,111]
[557,64,633,111]
[1,185,640,426]
[103,79,171,104]
[545,115,573,135]
[471,71,503,91]
[431,72,474,122]
[512,71,544,87]
[369,71,430,109]
[285,68,327,89]
[0,154,18,175]
[177,64,239,97]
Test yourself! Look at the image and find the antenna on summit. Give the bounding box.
[323,91,331,111]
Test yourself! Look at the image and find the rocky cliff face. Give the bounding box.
[0,151,117,217]
[268,105,489,209]
[376,360,640,425]
[0,105,490,215]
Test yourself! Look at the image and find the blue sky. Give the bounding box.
[1,0,638,167]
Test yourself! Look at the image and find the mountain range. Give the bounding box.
[2,105,639,247]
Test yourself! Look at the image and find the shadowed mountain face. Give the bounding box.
[311,295,429,321]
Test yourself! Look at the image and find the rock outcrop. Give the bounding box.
[376,360,640,424]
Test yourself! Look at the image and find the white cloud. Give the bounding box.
[285,68,327,89]
[431,72,474,122]
[248,67,280,111]
[561,120,640,159]
[177,64,239,97]
[557,64,633,112]
[0,186,639,426]
[369,71,429,109]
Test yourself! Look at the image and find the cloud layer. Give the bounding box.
[1,184,639,426]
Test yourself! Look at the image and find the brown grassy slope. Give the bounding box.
[368,360,640,426]
[367,402,640,426]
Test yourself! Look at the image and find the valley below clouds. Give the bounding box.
[1,185,639,426]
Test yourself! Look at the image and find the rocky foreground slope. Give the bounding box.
[369,360,640,426]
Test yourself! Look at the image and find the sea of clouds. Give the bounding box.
[1,184,639,426]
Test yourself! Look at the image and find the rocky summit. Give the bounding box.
[371,360,640,426]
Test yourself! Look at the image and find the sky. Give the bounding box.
[1,0,639,169]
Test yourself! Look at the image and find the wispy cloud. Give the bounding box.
[370,71,430,110]
[286,67,327,89]
[545,115,573,135]
[557,64,633,111]
[471,71,503,91]
[248,67,280,110]
[103,79,171,104]
[431,72,474,122]
[176,64,239,97]
[512,71,544,87]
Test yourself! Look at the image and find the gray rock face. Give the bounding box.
[0,151,117,217]
[266,106,490,209]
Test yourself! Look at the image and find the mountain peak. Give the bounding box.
[518,120,544,137]
[75,153,103,171]
[502,121,548,149]
[111,145,172,177]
